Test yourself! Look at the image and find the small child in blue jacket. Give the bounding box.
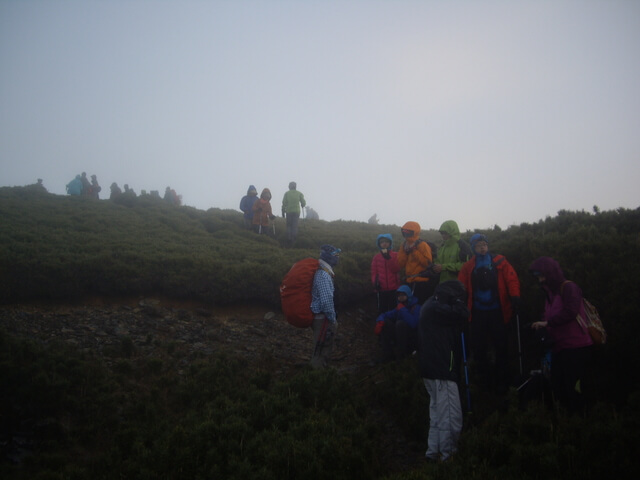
[375,285,421,361]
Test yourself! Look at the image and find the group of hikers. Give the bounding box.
[65,172,101,198]
[108,182,182,206]
[239,182,311,245]
[308,220,595,463]
[65,173,181,206]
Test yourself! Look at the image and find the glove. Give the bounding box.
[510,296,521,315]
[374,321,384,335]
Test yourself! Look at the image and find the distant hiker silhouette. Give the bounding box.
[89,174,101,199]
[110,182,122,200]
[305,206,319,220]
[240,185,259,229]
[80,172,91,196]
[66,175,83,196]
[164,186,181,206]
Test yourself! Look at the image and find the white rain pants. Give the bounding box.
[423,378,463,461]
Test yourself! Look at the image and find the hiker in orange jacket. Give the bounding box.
[252,188,276,235]
[458,234,520,393]
[397,221,434,305]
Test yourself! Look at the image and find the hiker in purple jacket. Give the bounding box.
[530,256,593,415]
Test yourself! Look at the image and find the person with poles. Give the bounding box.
[310,244,341,369]
[374,285,421,362]
[431,220,472,283]
[418,280,469,463]
[458,234,520,394]
[239,185,258,229]
[281,181,306,245]
[530,256,593,415]
[371,233,401,314]
[397,221,434,305]
[252,188,276,236]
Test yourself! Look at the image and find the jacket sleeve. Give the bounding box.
[440,246,464,273]
[415,241,433,269]
[371,255,380,286]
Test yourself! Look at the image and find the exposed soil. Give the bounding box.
[0,296,427,473]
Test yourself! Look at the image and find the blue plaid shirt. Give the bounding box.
[311,261,336,323]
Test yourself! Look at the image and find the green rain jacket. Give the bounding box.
[436,220,469,282]
[282,189,306,215]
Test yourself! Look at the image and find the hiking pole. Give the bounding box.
[516,313,523,376]
[461,331,472,413]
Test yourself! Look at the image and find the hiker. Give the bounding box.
[374,285,421,362]
[281,181,306,245]
[90,175,101,199]
[123,184,137,197]
[239,185,258,229]
[431,220,472,283]
[371,233,401,314]
[252,188,276,235]
[530,256,593,415]
[30,178,47,192]
[164,186,181,206]
[80,172,91,196]
[458,234,521,393]
[397,221,434,304]
[110,182,122,200]
[310,244,341,369]
[66,175,83,196]
[305,206,319,220]
[418,280,469,463]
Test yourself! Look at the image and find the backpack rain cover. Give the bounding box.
[280,258,319,328]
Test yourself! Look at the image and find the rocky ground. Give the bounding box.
[0,297,428,473]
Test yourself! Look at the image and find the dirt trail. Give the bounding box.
[0,297,427,472]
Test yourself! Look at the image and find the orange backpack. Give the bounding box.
[280,258,319,328]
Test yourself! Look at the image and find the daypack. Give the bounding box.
[280,258,319,328]
[561,281,607,345]
[579,298,607,345]
[457,239,472,263]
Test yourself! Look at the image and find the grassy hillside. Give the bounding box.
[2,186,640,479]
[1,186,428,305]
